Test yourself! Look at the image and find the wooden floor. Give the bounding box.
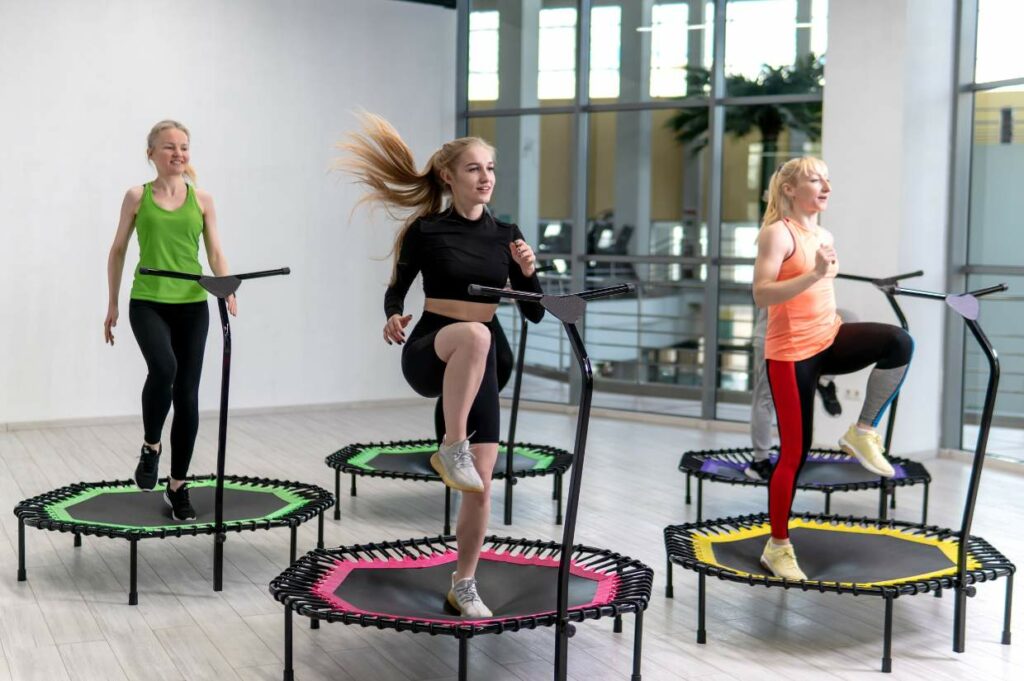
[1,403,1020,680]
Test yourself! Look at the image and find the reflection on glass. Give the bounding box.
[539,7,577,100]
[961,274,1023,461]
[590,5,622,99]
[469,11,500,102]
[468,114,573,248]
[968,88,1024,266]
[650,1,714,98]
[975,0,1024,84]
[723,0,827,95]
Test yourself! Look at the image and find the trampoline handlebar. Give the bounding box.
[139,267,200,281]
[236,267,291,280]
[836,270,924,287]
[139,267,290,281]
[467,282,635,302]
[890,283,1007,300]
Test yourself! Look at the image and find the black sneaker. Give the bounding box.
[164,483,197,521]
[134,445,161,490]
[817,379,842,416]
[744,458,774,481]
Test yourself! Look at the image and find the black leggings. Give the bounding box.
[402,311,501,444]
[129,299,209,480]
[766,322,913,538]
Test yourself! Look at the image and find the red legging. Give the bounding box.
[766,322,913,539]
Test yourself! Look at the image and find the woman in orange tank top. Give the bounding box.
[752,157,914,581]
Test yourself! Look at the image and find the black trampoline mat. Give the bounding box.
[328,558,602,621]
[710,526,957,584]
[703,459,899,485]
[61,486,293,528]
[362,451,549,476]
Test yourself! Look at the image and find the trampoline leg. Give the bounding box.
[631,609,644,681]
[129,539,138,606]
[283,607,293,681]
[555,474,563,525]
[214,533,225,592]
[613,614,622,633]
[350,473,357,498]
[685,472,691,505]
[289,526,297,565]
[552,473,558,500]
[934,587,943,598]
[74,532,82,548]
[665,558,674,599]
[953,586,968,653]
[882,596,893,673]
[333,470,341,521]
[1002,573,1013,645]
[922,482,930,525]
[696,478,703,523]
[317,511,325,550]
[824,491,832,515]
[458,637,468,681]
[890,485,897,510]
[310,618,319,630]
[444,487,452,536]
[878,483,889,521]
[17,518,26,582]
[697,573,706,644]
[504,476,514,526]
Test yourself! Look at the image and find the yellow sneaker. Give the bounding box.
[839,425,895,478]
[759,539,808,581]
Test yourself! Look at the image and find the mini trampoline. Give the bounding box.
[327,316,574,533]
[680,447,931,522]
[15,474,333,604]
[665,282,1016,672]
[13,268,334,603]
[273,284,653,681]
[682,271,932,523]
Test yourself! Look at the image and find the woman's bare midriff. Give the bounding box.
[424,298,497,323]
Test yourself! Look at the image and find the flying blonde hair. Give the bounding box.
[338,113,495,284]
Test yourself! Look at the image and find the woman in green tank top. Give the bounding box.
[103,120,236,522]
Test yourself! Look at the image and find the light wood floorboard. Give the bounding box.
[1,403,1020,680]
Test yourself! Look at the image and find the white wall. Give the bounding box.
[821,0,955,456]
[0,0,454,425]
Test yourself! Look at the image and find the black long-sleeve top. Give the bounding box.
[384,209,545,323]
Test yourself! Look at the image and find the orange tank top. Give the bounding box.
[764,218,841,361]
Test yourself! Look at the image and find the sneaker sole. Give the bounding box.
[446,590,492,619]
[838,439,895,478]
[430,453,485,493]
[759,556,807,581]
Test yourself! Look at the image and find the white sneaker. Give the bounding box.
[839,425,895,478]
[759,539,808,581]
[430,438,484,493]
[447,573,492,618]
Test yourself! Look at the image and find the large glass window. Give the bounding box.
[952,0,1024,459]
[463,0,828,420]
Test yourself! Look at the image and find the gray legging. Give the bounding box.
[750,306,858,460]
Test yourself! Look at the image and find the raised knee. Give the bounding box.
[892,329,914,364]
[460,322,491,355]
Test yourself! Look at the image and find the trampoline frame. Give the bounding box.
[680,447,931,523]
[327,317,573,532]
[15,474,333,605]
[274,283,653,681]
[13,268,335,604]
[664,281,1017,672]
[682,271,931,524]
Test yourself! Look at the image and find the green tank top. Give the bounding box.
[130,183,207,303]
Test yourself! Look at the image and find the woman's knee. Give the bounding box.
[147,357,177,387]
[446,322,492,358]
[885,328,914,367]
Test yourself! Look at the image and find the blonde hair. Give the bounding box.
[762,156,828,227]
[147,120,198,184]
[338,113,495,283]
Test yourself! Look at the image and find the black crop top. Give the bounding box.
[384,209,545,323]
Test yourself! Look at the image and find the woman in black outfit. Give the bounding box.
[343,114,544,618]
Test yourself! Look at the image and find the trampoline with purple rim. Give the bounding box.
[680,446,930,522]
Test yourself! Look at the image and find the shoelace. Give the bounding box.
[452,444,477,471]
[454,578,483,605]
